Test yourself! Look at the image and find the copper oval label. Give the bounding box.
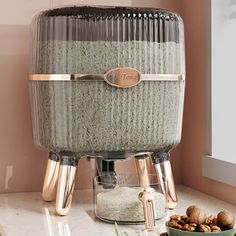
[104,67,141,88]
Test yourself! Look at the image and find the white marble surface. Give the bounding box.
[0,185,236,236]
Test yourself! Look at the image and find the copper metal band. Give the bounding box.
[29,68,184,88]
[28,74,185,81]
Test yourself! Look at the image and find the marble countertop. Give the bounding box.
[0,185,236,236]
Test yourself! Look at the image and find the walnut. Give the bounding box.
[211,226,221,232]
[189,208,207,225]
[160,233,169,236]
[181,215,188,220]
[179,220,186,225]
[199,224,211,232]
[170,214,181,221]
[182,224,190,231]
[186,226,196,232]
[189,223,197,227]
[217,210,235,229]
[213,217,218,226]
[182,224,195,231]
[169,220,182,230]
[186,217,191,223]
[186,206,197,217]
[175,224,183,230]
[205,215,216,225]
[169,224,182,230]
[169,220,179,228]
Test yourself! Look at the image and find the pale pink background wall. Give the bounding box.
[0,0,182,193]
[180,0,236,205]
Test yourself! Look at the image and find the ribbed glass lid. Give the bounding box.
[33,6,183,42]
[30,6,185,75]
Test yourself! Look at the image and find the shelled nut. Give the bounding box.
[199,224,211,232]
[170,214,181,221]
[205,215,216,225]
[179,220,187,225]
[169,220,182,230]
[181,215,188,221]
[190,223,197,227]
[187,226,196,232]
[182,224,190,231]
[211,226,221,232]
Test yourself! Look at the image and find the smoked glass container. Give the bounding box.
[29,6,185,157]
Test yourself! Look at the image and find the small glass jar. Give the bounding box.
[93,174,167,224]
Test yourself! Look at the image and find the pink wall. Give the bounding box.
[0,0,182,193]
[180,0,236,205]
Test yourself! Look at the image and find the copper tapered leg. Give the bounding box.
[162,160,178,209]
[42,153,60,202]
[151,152,178,209]
[56,154,78,216]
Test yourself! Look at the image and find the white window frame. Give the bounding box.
[202,0,236,187]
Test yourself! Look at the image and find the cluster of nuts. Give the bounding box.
[168,205,235,233]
